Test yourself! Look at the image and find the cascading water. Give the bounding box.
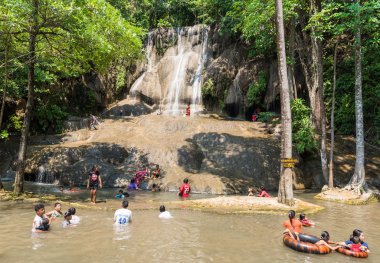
[36,165,55,184]
[191,28,209,114]
[166,28,189,115]
[128,25,209,115]
[129,32,154,98]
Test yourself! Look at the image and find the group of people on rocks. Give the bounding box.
[283,210,370,253]
[248,186,271,197]
[82,164,162,204]
[32,203,80,232]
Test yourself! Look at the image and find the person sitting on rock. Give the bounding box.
[151,164,161,179]
[128,178,138,190]
[257,186,271,197]
[248,187,254,196]
[134,165,149,186]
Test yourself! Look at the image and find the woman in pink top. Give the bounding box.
[257,186,271,197]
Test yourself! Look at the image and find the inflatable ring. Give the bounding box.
[336,247,368,258]
[283,233,331,254]
[298,233,319,244]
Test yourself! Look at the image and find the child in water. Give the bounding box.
[247,187,254,196]
[62,207,80,227]
[46,202,63,219]
[299,213,315,227]
[315,231,339,250]
[36,218,50,231]
[115,189,130,199]
[350,236,362,252]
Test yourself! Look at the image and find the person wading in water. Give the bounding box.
[87,165,102,204]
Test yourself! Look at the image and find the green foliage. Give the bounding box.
[291,99,317,154]
[201,79,216,98]
[247,71,267,105]
[257,112,276,123]
[115,66,126,92]
[34,104,69,134]
[7,115,23,132]
[0,130,9,140]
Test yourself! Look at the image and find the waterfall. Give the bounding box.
[36,165,55,184]
[166,28,189,115]
[191,27,209,114]
[130,32,154,98]
[128,25,209,115]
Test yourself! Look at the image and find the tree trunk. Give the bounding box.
[275,0,294,206]
[0,35,10,130]
[309,0,329,185]
[329,43,338,189]
[347,8,366,193]
[288,16,297,100]
[14,0,39,195]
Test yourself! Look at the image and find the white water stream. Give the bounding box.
[129,25,209,116]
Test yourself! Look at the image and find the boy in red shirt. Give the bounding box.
[179,178,191,198]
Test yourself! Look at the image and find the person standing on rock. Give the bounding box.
[186,103,190,117]
[179,178,191,199]
[87,165,102,204]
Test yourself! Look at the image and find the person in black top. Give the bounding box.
[86,165,102,204]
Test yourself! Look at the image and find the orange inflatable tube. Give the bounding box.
[283,233,331,254]
[336,247,368,258]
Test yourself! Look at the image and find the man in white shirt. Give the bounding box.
[32,203,50,232]
[158,205,172,219]
[114,200,132,224]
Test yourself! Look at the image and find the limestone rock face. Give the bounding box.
[23,144,151,187]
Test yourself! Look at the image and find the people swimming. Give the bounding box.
[87,165,102,204]
[158,205,172,219]
[115,189,130,199]
[63,207,80,227]
[299,213,315,227]
[114,200,132,225]
[257,186,271,197]
[339,229,369,253]
[46,202,63,219]
[314,231,339,250]
[32,204,50,232]
[178,178,191,198]
[283,210,303,240]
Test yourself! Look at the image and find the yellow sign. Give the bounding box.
[281,158,299,168]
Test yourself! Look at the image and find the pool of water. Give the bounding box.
[0,186,379,262]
